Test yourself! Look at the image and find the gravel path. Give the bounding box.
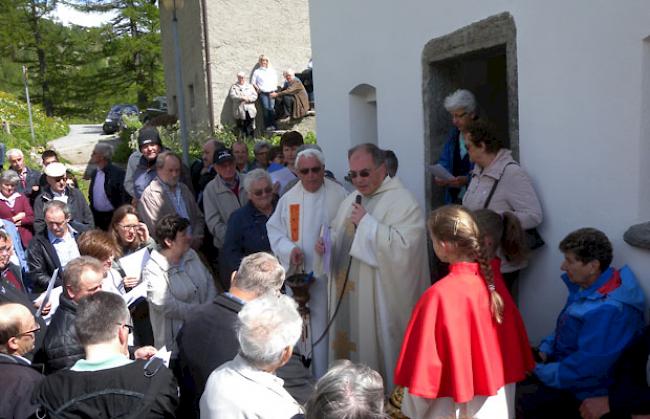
[48,124,119,176]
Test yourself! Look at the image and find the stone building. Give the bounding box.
[158,0,312,133]
[309,0,650,342]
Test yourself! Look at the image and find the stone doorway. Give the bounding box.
[422,12,518,211]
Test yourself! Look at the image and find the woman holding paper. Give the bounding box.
[77,228,155,346]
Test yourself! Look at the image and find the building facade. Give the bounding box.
[309,0,650,341]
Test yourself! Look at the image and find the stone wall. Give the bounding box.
[159,0,312,133]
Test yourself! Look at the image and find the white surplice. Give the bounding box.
[328,176,429,391]
[266,178,348,378]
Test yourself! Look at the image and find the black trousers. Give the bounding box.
[92,209,114,231]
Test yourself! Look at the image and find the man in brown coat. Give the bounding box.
[138,151,205,249]
[272,68,310,122]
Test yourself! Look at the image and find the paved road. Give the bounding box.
[48,124,119,175]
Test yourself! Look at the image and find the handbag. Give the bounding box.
[482,162,545,250]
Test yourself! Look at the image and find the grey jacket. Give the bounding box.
[203,174,248,249]
[144,249,217,353]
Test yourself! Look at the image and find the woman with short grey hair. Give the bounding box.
[305,360,386,419]
[435,88,478,204]
[200,294,304,418]
[0,169,34,247]
[220,168,276,285]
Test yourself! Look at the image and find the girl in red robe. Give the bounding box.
[394,206,533,418]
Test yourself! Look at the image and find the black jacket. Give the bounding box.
[605,326,650,418]
[33,358,179,418]
[0,353,43,419]
[37,293,84,374]
[176,293,314,417]
[27,230,77,293]
[88,162,129,211]
[33,186,94,234]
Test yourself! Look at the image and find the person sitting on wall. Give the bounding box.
[517,228,646,419]
[271,69,310,123]
[229,71,258,138]
[251,54,278,131]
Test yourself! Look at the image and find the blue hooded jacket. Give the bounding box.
[536,265,646,399]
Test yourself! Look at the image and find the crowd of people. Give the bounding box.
[0,88,648,419]
[231,54,312,136]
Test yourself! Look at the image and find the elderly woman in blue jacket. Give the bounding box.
[518,228,646,418]
[435,89,477,204]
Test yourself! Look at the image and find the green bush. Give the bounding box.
[0,91,69,167]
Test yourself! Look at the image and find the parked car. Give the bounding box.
[139,96,168,124]
[102,104,139,134]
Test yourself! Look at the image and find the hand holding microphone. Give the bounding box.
[350,194,366,227]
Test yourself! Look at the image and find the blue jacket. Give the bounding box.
[438,127,472,204]
[536,266,646,399]
[220,202,272,283]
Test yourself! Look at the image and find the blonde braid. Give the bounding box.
[474,237,504,324]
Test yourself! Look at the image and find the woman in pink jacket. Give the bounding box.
[462,120,543,294]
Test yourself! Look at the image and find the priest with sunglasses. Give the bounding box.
[267,148,348,379]
[323,143,429,392]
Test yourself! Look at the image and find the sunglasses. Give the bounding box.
[298,166,322,175]
[252,186,273,197]
[347,169,373,179]
[53,176,67,183]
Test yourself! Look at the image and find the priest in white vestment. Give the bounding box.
[267,148,348,378]
[323,144,429,391]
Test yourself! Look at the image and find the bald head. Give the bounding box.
[0,303,38,356]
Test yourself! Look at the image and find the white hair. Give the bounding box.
[6,149,23,159]
[443,89,477,113]
[283,68,295,77]
[296,148,325,167]
[237,294,302,368]
[243,169,272,193]
[237,71,246,78]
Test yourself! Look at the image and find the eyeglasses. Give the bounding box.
[52,176,67,183]
[298,166,322,175]
[15,325,41,337]
[118,224,139,231]
[452,111,468,119]
[252,186,273,197]
[347,168,374,179]
[117,323,134,334]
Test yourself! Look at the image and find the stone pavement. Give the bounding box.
[48,124,119,177]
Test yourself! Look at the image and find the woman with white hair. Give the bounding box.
[271,68,310,123]
[435,89,478,204]
[200,294,304,418]
[229,71,258,138]
[0,170,34,248]
[220,169,276,283]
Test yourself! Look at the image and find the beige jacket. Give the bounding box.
[229,82,258,120]
[203,174,248,248]
[137,177,205,243]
